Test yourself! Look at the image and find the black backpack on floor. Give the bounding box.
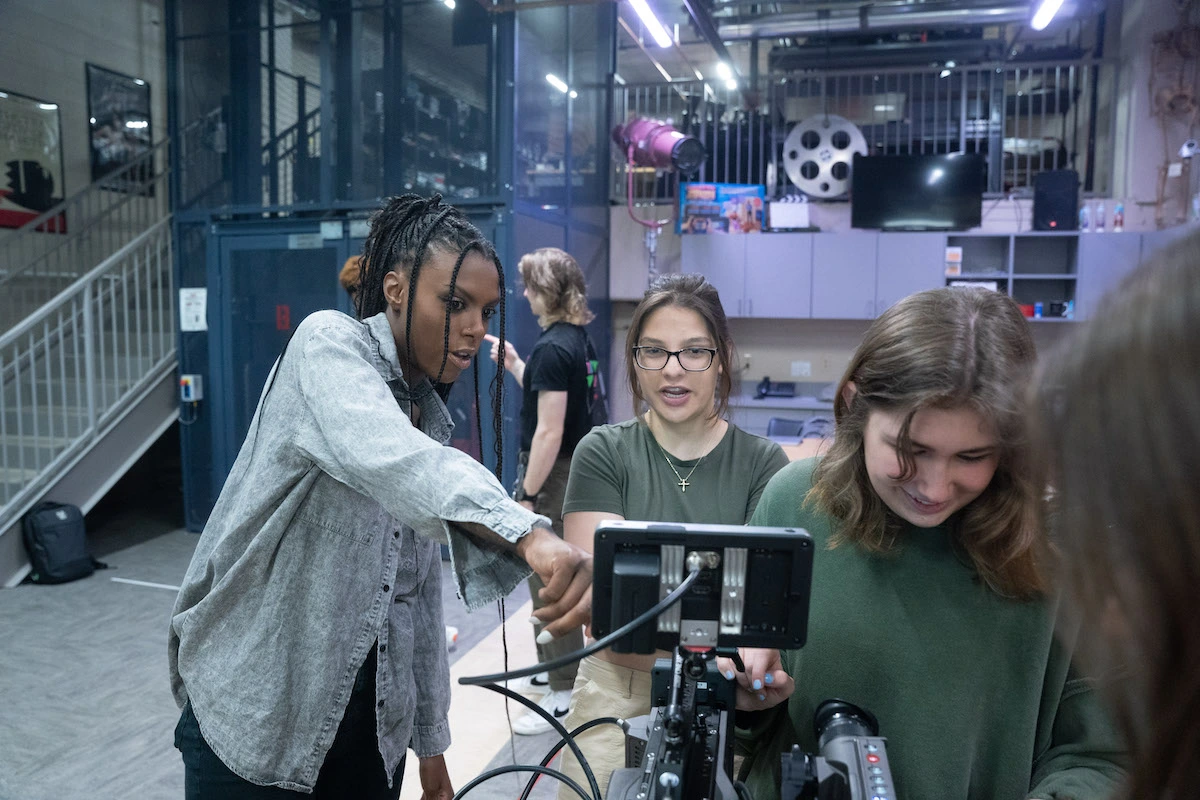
[22,501,107,584]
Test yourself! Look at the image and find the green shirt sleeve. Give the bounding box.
[745,444,792,521]
[1027,661,1127,799]
[563,426,625,516]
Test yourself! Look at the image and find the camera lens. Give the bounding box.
[813,699,880,752]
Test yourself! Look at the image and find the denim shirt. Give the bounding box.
[168,310,546,791]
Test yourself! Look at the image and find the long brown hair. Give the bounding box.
[1032,231,1200,800]
[625,273,735,421]
[517,247,595,329]
[808,287,1043,598]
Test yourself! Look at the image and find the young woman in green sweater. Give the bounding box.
[728,287,1126,800]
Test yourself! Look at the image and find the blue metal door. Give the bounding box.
[210,233,350,485]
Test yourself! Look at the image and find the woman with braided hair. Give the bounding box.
[169,194,593,799]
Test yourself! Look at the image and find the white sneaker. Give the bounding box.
[512,689,571,736]
[507,671,551,696]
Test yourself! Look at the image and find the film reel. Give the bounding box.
[782,114,868,199]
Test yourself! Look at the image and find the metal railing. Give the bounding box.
[0,142,170,335]
[613,58,1117,202]
[0,219,175,517]
[263,106,322,207]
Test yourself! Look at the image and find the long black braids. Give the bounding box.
[355,193,506,481]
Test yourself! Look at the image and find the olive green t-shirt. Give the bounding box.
[562,418,789,526]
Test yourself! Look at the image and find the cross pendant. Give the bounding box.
[678,478,690,492]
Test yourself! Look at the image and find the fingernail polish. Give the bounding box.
[528,617,540,626]
[764,674,774,685]
[536,630,554,645]
[724,670,734,680]
[758,693,766,702]
[752,679,762,690]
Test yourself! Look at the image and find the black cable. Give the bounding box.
[733,779,755,800]
[452,764,591,800]
[519,717,626,800]
[472,684,604,800]
[459,567,702,686]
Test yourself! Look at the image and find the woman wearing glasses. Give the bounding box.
[552,273,790,798]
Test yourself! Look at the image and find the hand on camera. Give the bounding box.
[517,526,593,639]
[716,647,794,712]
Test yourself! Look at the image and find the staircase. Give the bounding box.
[0,143,177,586]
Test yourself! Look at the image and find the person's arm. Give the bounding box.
[288,317,589,625]
[484,333,525,384]
[519,390,567,505]
[1026,662,1127,799]
[418,755,453,800]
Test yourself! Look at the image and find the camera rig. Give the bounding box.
[458,520,896,800]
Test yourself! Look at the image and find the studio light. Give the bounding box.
[612,117,706,174]
[546,74,570,94]
[1031,0,1065,30]
[627,0,672,48]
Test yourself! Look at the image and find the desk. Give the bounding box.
[729,392,835,437]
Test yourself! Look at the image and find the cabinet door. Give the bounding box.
[875,233,947,314]
[812,234,878,319]
[1076,233,1142,320]
[744,234,813,318]
[681,234,748,315]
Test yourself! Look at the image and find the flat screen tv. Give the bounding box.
[851,153,985,231]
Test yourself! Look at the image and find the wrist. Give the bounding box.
[513,481,540,503]
[515,525,550,560]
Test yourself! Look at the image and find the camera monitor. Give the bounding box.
[591,521,814,654]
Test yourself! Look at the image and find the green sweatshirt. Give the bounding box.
[739,458,1125,800]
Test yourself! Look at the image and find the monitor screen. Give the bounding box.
[851,153,985,231]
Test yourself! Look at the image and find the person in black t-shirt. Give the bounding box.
[485,246,603,735]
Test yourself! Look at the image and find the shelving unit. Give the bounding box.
[400,73,491,199]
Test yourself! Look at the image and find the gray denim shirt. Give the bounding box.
[168,310,546,791]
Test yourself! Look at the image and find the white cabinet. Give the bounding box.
[812,234,878,319]
[681,234,747,314]
[744,234,813,318]
[875,233,948,315]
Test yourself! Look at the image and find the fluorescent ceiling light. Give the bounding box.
[38,103,58,110]
[546,74,570,94]
[725,79,738,91]
[125,120,149,129]
[569,90,578,99]
[927,168,944,185]
[443,0,455,8]
[628,0,672,48]
[1031,0,1064,30]
[874,104,895,112]
[134,79,146,86]
[939,69,951,78]
[716,62,732,80]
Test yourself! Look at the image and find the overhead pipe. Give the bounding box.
[717,4,1031,40]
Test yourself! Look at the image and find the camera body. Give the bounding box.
[780,700,897,800]
[592,521,898,800]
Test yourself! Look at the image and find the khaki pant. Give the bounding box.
[555,656,652,800]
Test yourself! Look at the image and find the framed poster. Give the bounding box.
[0,89,66,230]
[678,182,766,234]
[86,63,152,188]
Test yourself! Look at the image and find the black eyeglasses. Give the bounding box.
[632,346,718,372]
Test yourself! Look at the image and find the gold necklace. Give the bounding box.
[655,442,704,492]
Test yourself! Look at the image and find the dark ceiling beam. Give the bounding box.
[720,3,1031,40]
[681,0,745,85]
[769,38,1008,71]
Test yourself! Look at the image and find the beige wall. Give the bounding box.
[0,0,166,203]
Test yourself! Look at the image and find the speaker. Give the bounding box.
[1033,170,1080,231]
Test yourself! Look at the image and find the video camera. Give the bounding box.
[591,521,898,800]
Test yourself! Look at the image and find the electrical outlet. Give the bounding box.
[742,352,753,372]
[790,360,812,378]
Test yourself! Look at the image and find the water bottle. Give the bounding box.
[1113,202,1125,232]
[1095,201,1106,232]
[1079,204,1091,231]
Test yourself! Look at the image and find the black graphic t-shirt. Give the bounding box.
[519,322,605,454]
